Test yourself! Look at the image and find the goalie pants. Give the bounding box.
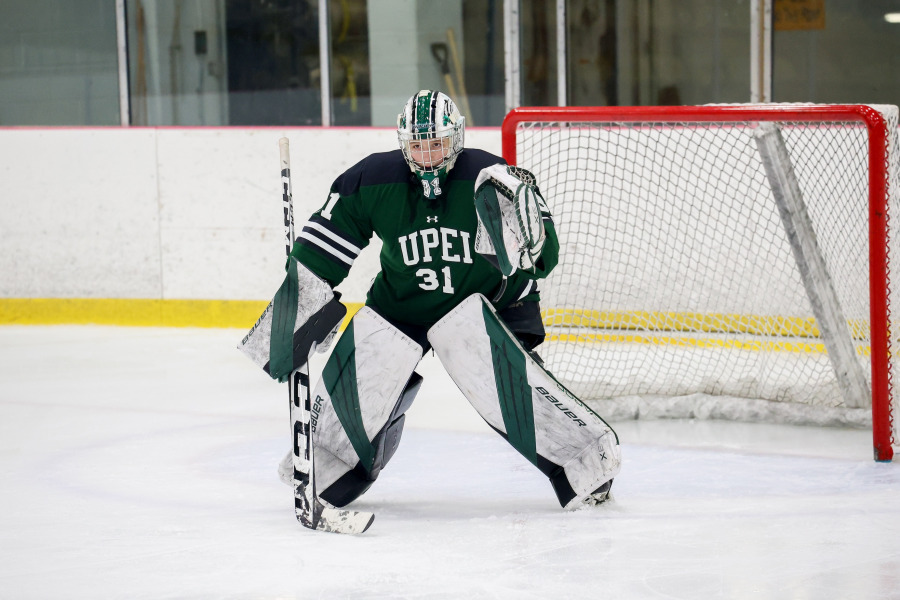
[372,298,548,355]
[310,295,619,509]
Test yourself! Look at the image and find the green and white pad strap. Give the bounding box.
[473,164,548,276]
[427,294,621,509]
[238,257,346,382]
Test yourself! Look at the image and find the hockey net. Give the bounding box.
[502,104,899,461]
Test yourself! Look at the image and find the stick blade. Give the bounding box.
[315,506,375,535]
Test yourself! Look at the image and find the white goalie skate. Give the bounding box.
[278,451,293,487]
[583,479,614,506]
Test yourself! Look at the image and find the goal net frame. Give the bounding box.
[501,104,896,462]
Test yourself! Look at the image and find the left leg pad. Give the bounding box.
[427,293,621,509]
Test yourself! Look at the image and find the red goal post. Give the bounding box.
[502,104,897,461]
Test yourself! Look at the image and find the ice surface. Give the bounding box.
[1,326,898,599]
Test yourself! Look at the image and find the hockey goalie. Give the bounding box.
[240,90,620,531]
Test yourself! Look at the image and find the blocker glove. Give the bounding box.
[238,257,346,382]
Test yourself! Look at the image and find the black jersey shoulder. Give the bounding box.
[332,150,412,196]
[450,148,507,181]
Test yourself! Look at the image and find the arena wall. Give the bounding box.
[0,127,501,326]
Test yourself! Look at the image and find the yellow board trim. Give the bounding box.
[543,308,872,356]
[0,298,363,329]
[545,332,871,357]
[0,299,872,356]
[542,308,870,340]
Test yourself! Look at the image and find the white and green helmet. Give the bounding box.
[397,90,465,199]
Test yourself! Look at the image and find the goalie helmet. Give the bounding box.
[397,90,465,200]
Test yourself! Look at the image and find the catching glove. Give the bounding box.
[473,164,547,276]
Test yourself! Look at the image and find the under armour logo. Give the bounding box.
[426,216,438,223]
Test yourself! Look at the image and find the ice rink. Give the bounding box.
[1,325,899,599]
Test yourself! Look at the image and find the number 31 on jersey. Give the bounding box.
[416,266,455,294]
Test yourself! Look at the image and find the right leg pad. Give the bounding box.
[318,372,422,506]
[308,307,424,507]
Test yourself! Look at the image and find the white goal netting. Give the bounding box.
[508,105,899,458]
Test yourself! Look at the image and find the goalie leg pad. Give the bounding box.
[280,372,423,493]
[309,307,424,507]
[427,293,621,509]
[318,372,423,506]
[238,257,346,382]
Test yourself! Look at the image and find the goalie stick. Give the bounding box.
[279,137,375,535]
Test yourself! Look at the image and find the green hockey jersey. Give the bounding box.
[292,148,559,328]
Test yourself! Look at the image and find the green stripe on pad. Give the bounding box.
[482,302,537,466]
[269,258,300,382]
[321,321,376,472]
